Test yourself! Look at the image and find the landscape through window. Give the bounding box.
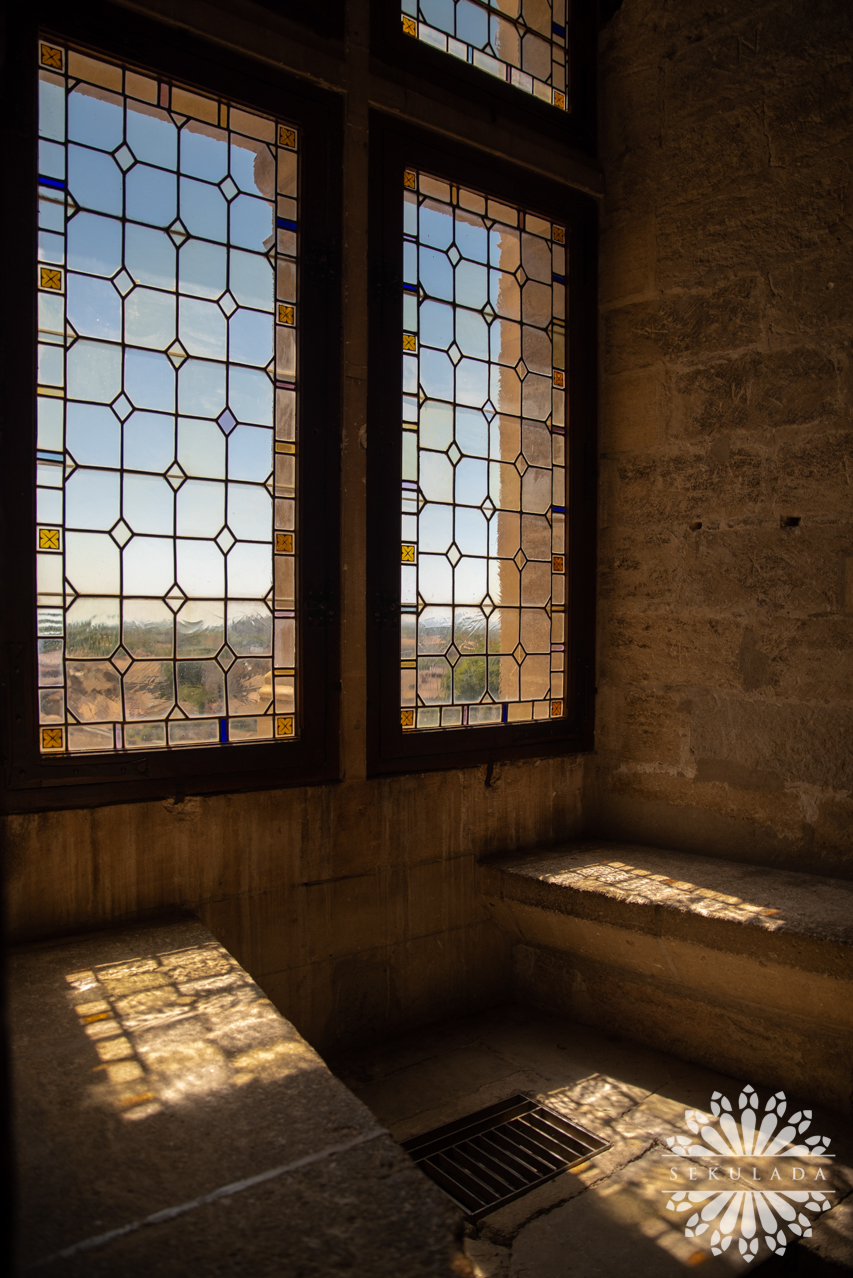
[400,168,567,732]
[35,40,299,755]
[400,0,569,110]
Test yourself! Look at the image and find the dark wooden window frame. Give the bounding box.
[253,0,346,42]
[370,0,598,158]
[0,0,343,813]
[366,110,597,777]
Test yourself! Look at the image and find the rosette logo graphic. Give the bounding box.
[663,1085,833,1262]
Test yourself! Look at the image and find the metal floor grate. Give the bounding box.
[401,1094,609,1220]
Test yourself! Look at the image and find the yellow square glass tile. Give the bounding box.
[40,267,62,291]
[40,43,63,70]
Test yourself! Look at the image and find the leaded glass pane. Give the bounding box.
[400,169,566,732]
[35,40,298,754]
[400,1,568,111]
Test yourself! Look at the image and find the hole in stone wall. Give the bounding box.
[689,521,703,531]
[401,1094,609,1220]
[781,516,801,528]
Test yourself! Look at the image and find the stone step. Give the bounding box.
[479,841,853,1115]
[10,916,463,1276]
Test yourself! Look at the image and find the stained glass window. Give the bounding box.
[400,1,568,110]
[35,41,299,755]
[400,168,566,732]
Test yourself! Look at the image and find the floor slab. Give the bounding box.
[330,1005,853,1276]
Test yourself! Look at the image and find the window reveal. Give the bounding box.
[35,40,299,755]
[400,168,567,732]
[400,0,569,110]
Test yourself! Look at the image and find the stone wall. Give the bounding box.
[6,757,583,1050]
[592,0,853,874]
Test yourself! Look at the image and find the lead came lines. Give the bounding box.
[35,41,300,754]
[400,168,567,732]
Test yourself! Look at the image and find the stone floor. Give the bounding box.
[330,1005,853,1277]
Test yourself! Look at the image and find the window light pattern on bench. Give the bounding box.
[400,169,566,731]
[401,0,569,110]
[35,41,298,754]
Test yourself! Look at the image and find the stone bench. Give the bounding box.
[10,916,462,1276]
[479,841,853,1115]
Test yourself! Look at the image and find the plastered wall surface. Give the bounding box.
[593,0,853,873]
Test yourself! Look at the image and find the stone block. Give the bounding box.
[690,696,853,792]
[604,277,765,375]
[599,369,661,452]
[620,689,689,767]
[597,527,681,604]
[668,347,845,439]
[678,526,852,617]
[611,445,764,526]
[600,613,743,690]
[404,854,491,942]
[766,255,853,341]
[599,214,656,307]
[655,154,852,291]
[775,430,853,510]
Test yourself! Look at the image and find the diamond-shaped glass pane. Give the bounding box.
[111,519,132,547]
[447,543,461,567]
[112,394,133,421]
[217,646,236,670]
[111,646,132,671]
[113,269,134,296]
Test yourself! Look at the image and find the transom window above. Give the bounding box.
[399,168,567,733]
[400,0,569,110]
[35,40,299,756]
